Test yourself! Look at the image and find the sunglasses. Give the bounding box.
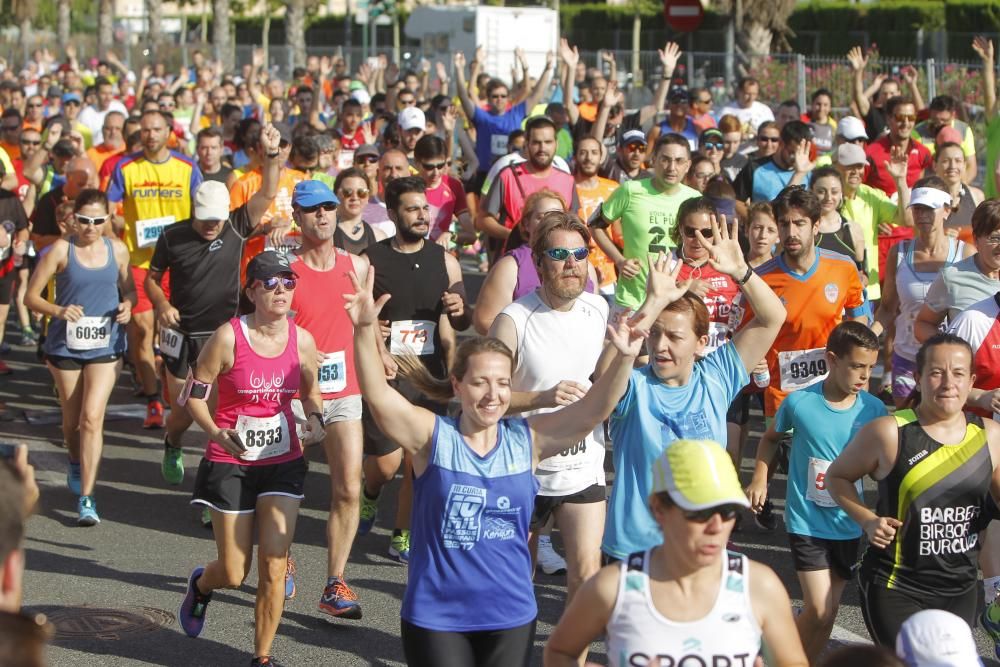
[299,202,337,214]
[256,276,297,291]
[545,246,589,262]
[339,187,369,199]
[894,114,917,123]
[356,155,379,164]
[696,98,713,105]
[682,504,741,523]
[20,139,40,146]
[702,141,724,150]
[421,161,447,171]
[757,136,780,143]
[75,213,109,226]
[682,227,711,238]
[625,143,646,152]
[26,102,42,108]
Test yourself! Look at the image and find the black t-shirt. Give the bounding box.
[148,204,254,335]
[30,185,63,237]
[865,106,888,142]
[574,109,642,166]
[0,188,28,232]
[363,239,449,379]
[202,165,234,185]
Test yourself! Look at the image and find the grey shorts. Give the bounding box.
[291,395,362,425]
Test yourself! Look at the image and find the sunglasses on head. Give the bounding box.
[545,247,589,262]
[421,161,447,171]
[682,504,741,523]
[340,187,369,199]
[299,202,337,214]
[703,141,724,150]
[75,213,109,226]
[256,275,297,291]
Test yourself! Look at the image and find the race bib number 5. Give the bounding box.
[390,320,436,356]
[806,457,837,507]
[235,413,291,462]
[67,316,112,351]
[778,348,828,392]
[318,351,347,394]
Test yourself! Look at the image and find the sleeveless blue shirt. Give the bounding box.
[401,415,539,632]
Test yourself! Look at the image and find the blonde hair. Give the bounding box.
[397,337,514,404]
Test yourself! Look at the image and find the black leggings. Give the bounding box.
[858,576,978,646]
[401,618,536,667]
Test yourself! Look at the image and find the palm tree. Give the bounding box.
[285,0,306,72]
[57,0,71,49]
[147,0,163,60]
[97,0,114,57]
[719,0,796,55]
[213,0,232,71]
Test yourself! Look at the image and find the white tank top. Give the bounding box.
[498,289,609,496]
[894,237,964,361]
[607,550,762,667]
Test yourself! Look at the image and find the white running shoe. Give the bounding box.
[536,535,568,575]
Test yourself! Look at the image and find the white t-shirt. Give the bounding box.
[78,100,129,145]
[717,101,774,137]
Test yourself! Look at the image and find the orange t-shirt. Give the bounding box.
[576,177,620,288]
[230,166,306,280]
[86,143,126,175]
[736,249,866,416]
[0,140,19,161]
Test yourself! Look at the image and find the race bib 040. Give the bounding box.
[67,316,112,351]
[159,327,183,360]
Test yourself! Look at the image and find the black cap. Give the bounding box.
[246,251,298,284]
[668,87,691,104]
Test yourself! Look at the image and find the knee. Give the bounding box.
[333,475,361,506]
[257,553,288,585]
[218,559,250,589]
[78,409,106,434]
[801,602,837,629]
[566,556,601,591]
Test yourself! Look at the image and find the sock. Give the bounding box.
[326,575,341,587]
[146,393,159,405]
[985,576,1000,606]
[393,528,402,538]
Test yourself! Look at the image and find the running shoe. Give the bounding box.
[77,496,100,526]
[358,490,378,536]
[178,566,212,638]
[19,326,38,346]
[318,576,363,620]
[162,440,184,485]
[537,535,568,575]
[0,359,11,375]
[201,507,213,529]
[144,400,165,429]
[250,657,284,666]
[754,498,778,531]
[284,555,297,600]
[981,598,1000,659]
[67,460,81,495]
[388,530,410,564]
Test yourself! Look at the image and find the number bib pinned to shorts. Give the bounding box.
[159,327,183,360]
[235,413,291,462]
[67,316,112,351]
[318,351,347,394]
[390,320,436,356]
[778,348,828,392]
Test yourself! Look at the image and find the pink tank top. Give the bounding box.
[207,316,302,466]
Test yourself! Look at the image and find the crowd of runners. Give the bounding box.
[1,34,1000,667]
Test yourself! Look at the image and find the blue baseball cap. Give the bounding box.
[62,92,82,104]
[292,180,339,208]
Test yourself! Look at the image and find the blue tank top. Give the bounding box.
[44,238,127,360]
[401,415,539,632]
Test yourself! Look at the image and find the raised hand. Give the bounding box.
[606,318,645,358]
[885,144,908,182]
[356,62,372,85]
[974,35,995,62]
[693,214,751,281]
[636,252,692,317]
[252,47,265,69]
[453,51,466,74]
[559,38,579,68]
[792,141,815,175]
[658,42,682,73]
[345,267,391,327]
[602,79,620,107]
[543,380,588,407]
[600,50,616,66]
[259,123,281,156]
[441,105,456,132]
[900,65,918,87]
[361,120,377,145]
[435,61,449,84]
[474,45,485,65]
[846,46,868,72]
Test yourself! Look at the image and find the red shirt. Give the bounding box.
[426,175,468,240]
[864,136,932,197]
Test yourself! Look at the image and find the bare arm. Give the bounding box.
[558,39,580,126]
[472,255,517,334]
[24,240,70,319]
[452,52,478,121]
[901,66,926,112]
[846,47,871,118]
[247,124,283,225]
[974,36,997,119]
[543,566,619,666]
[914,302,947,343]
[591,81,620,143]
[522,52,556,111]
[442,252,472,331]
[638,42,682,126]
[746,422,783,512]
[752,563,809,667]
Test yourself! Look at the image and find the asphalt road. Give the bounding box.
[1,308,998,666]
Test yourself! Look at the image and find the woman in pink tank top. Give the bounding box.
[177,252,325,666]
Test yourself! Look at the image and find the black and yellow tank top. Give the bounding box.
[862,409,992,596]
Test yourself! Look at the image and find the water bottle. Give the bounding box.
[752,367,770,388]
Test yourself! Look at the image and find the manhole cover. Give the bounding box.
[27,605,174,641]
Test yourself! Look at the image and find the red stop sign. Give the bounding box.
[664,0,704,32]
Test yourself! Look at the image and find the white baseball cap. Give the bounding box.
[398,106,426,132]
[835,143,867,167]
[193,181,230,221]
[908,187,953,210]
[896,609,983,667]
[837,116,868,141]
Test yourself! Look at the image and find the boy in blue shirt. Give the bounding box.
[747,321,886,662]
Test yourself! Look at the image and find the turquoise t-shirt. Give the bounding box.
[776,381,887,540]
[603,341,749,559]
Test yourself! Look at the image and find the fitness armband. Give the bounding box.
[178,371,211,406]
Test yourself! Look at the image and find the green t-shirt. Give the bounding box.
[986,115,1000,201]
[841,183,898,301]
[600,178,700,309]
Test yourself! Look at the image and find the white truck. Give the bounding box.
[405,5,559,83]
